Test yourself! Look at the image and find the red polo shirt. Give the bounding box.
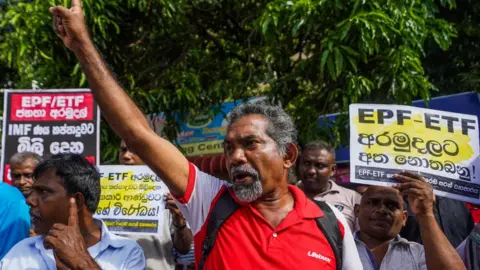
[175,163,361,269]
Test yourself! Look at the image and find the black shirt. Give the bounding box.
[400,196,474,247]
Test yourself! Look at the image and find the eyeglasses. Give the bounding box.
[11,173,33,180]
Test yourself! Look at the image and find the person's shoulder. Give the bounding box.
[396,235,425,251]
[333,182,361,198]
[324,202,345,219]
[15,235,41,246]
[109,232,140,244]
[406,240,426,261]
[3,236,42,258]
[188,163,229,192]
[333,182,357,194]
[0,183,24,202]
[406,240,424,249]
[108,233,145,252]
[193,164,228,183]
[324,202,350,233]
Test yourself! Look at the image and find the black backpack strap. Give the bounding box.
[311,200,343,270]
[198,188,240,270]
[467,224,480,270]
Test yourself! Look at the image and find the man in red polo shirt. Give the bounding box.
[48,1,362,269]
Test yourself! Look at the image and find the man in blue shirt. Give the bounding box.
[354,172,464,270]
[0,182,30,260]
[0,154,145,270]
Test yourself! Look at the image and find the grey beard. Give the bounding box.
[232,178,263,203]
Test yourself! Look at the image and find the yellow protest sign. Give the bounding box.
[350,104,480,204]
[94,165,168,235]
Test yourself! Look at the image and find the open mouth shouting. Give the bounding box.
[232,171,256,185]
[230,164,259,186]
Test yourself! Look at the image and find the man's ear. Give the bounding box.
[283,143,298,169]
[354,204,360,218]
[73,192,86,213]
[402,210,408,227]
[330,164,337,178]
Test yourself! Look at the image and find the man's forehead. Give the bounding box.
[11,158,37,168]
[302,148,333,161]
[225,115,269,140]
[11,164,35,171]
[362,187,401,201]
[34,169,62,187]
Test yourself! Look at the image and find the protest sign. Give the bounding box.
[94,165,169,235]
[350,104,480,204]
[1,89,100,183]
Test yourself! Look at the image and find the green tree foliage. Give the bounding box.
[424,0,480,94]
[0,0,461,161]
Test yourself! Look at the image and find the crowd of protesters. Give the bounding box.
[0,0,479,269]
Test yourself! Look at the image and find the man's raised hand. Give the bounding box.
[49,0,91,51]
[393,171,435,217]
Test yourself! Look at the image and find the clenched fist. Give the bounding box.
[49,0,91,51]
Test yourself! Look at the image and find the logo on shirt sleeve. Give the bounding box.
[334,204,344,212]
[307,251,331,263]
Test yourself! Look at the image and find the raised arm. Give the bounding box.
[49,0,189,197]
[394,172,465,270]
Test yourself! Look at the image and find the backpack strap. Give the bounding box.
[198,189,240,270]
[466,224,480,270]
[311,200,343,270]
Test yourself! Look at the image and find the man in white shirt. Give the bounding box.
[0,154,145,270]
[119,140,194,270]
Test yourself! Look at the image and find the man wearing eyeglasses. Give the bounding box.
[9,152,42,198]
[0,152,37,258]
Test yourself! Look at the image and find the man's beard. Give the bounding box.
[230,164,263,203]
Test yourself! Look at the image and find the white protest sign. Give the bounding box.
[94,165,169,235]
[349,104,480,204]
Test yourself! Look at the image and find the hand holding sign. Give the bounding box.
[350,104,480,204]
[166,193,186,228]
[393,172,435,217]
[44,198,95,269]
[49,0,91,51]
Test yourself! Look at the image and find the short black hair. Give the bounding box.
[300,140,336,160]
[33,154,100,213]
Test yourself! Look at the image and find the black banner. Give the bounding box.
[355,165,480,199]
[1,90,100,183]
[101,218,159,234]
